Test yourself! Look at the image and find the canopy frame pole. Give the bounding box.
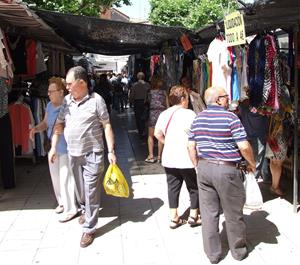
[293,24,299,213]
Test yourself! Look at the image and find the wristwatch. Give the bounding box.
[108,150,115,154]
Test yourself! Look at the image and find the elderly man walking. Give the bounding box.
[129,72,150,138]
[188,86,255,264]
[49,66,117,248]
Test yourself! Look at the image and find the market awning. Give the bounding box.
[0,2,76,53]
[196,0,300,42]
[35,9,198,56]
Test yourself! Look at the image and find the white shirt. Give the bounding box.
[155,106,196,168]
[207,38,231,97]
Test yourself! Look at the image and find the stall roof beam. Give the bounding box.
[35,9,198,56]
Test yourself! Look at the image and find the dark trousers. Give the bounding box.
[197,160,247,262]
[133,99,146,136]
[0,113,15,188]
[164,167,199,209]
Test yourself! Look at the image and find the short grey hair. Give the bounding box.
[204,87,224,105]
[67,66,88,84]
[204,87,219,105]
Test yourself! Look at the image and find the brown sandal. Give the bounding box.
[169,218,186,229]
[188,215,202,227]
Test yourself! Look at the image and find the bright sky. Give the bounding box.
[116,0,150,20]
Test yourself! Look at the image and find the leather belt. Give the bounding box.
[198,158,240,168]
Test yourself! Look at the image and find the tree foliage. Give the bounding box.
[149,0,237,30]
[27,0,131,17]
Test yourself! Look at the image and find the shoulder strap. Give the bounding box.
[165,108,180,135]
[49,114,59,139]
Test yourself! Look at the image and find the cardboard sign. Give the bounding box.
[224,11,246,47]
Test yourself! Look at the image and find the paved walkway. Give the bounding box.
[0,108,300,264]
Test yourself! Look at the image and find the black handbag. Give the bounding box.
[44,115,58,153]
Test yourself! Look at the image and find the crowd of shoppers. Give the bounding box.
[28,66,292,263]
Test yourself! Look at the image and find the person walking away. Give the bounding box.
[121,73,129,108]
[180,76,206,114]
[145,76,168,163]
[129,72,150,138]
[94,73,112,113]
[29,77,78,222]
[188,86,256,264]
[49,66,117,248]
[112,74,124,113]
[155,85,201,229]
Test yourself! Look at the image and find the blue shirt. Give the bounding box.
[189,105,247,162]
[46,102,68,155]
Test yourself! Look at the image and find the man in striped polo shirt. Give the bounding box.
[50,66,117,248]
[188,86,255,264]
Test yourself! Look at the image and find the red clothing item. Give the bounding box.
[26,39,36,76]
[8,103,31,153]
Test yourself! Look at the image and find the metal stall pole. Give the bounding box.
[293,24,299,213]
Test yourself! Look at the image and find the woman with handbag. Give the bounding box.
[145,76,168,163]
[29,77,78,222]
[154,85,200,228]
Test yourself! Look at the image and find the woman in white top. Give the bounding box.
[154,85,201,229]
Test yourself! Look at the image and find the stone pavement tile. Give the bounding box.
[0,210,20,232]
[123,239,169,264]
[0,231,6,243]
[78,233,123,264]
[33,247,80,264]
[10,209,53,231]
[0,187,34,199]
[0,235,40,252]
[23,196,56,210]
[0,249,37,263]
[0,198,26,211]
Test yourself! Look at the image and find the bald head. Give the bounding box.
[204,87,227,105]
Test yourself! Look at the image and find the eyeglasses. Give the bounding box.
[218,94,229,99]
[48,90,59,94]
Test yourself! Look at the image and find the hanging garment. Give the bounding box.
[9,102,34,153]
[0,29,14,79]
[192,59,201,93]
[150,55,160,77]
[163,47,177,89]
[8,35,27,74]
[240,47,249,100]
[0,77,11,119]
[177,52,184,84]
[26,39,37,76]
[35,41,47,74]
[264,34,278,110]
[207,38,231,95]
[230,47,240,101]
[248,35,266,107]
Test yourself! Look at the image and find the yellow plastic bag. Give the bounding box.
[103,164,129,198]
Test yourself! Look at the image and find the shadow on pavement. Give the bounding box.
[219,210,279,258]
[94,197,164,239]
